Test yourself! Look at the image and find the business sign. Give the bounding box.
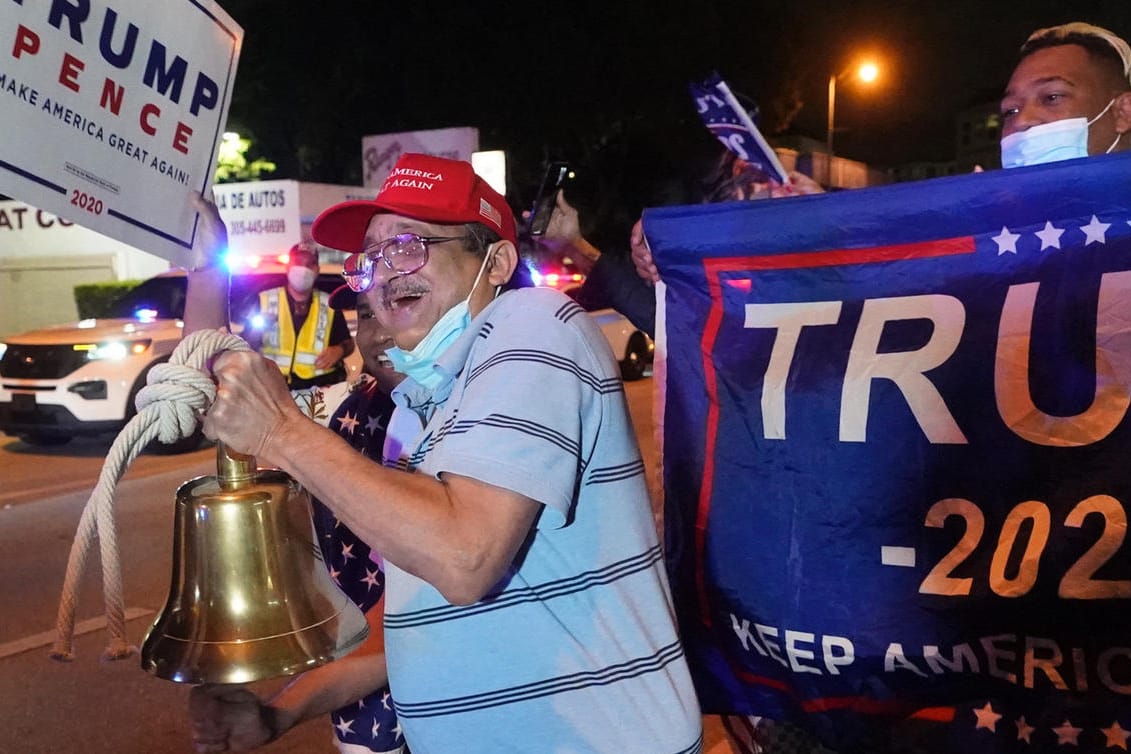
[212,180,379,261]
[0,0,242,268]
[647,152,1131,752]
[361,126,479,188]
[213,180,301,260]
[0,198,166,274]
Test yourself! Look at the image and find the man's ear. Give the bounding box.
[1113,91,1131,137]
[486,240,519,287]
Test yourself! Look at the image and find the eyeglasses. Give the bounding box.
[340,233,471,293]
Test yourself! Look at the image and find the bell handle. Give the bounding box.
[217,441,257,489]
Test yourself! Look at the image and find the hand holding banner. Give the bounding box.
[0,0,243,268]
[649,153,1131,752]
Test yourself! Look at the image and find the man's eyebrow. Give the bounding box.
[364,220,428,245]
[1004,75,1077,98]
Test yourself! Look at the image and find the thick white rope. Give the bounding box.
[51,329,250,662]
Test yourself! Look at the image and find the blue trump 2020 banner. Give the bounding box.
[646,152,1131,753]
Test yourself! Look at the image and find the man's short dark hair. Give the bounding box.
[1021,23,1131,92]
[462,222,533,291]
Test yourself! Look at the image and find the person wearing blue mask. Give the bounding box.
[200,153,703,754]
[1000,22,1131,168]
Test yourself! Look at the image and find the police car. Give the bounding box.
[0,269,347,452]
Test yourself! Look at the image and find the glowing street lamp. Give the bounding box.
[826,60,882,184]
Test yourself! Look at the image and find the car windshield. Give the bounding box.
[108,276,188,320]
[106,273,343,321]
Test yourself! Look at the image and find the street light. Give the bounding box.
[826,60,881,185]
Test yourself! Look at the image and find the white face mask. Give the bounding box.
[1000,99,1120,168]
[287,266,317,292]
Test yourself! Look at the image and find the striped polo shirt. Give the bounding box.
[385,287,701,754]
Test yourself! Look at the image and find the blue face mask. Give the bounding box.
[385,248,495,389]
[1000,99,1119,168]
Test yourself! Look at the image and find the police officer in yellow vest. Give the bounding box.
[244,242,355,392]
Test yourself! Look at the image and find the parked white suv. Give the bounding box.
[0,269,345,452]
[588,308,653,381]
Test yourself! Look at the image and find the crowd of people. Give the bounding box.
[177,20,1130,754]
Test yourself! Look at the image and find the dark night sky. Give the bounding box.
[218,0,1131,232]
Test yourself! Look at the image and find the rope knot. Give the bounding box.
[135,364,216,444]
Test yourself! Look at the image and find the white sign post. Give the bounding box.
[0,0,243,268]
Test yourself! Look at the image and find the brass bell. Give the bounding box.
[141,443,368,683]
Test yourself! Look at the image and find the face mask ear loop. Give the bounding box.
[1107,131,1125,154]
[464,245,496,308]
[1104,96,1127,154]
[1088,98,1117,127]
[492,246,503,301]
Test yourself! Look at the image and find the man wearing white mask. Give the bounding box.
[630,22,1131,288]
[242,241,355,394]
[202,153,703,754]
[1000,22,1131,167]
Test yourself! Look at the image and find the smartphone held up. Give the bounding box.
[526,162,574,237]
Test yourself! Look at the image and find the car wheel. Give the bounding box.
[619,332,650,382]
[20,432,72,447]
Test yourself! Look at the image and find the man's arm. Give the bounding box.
[203,349,539,605]
[183,192,231,335]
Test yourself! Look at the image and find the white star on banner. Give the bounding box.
[1015,716,1035,743]
[372,720,382,738]
[974,702,1003,731]
[393,720,404,740]
[1081,214,1111,245]
[993,226,1021,255]
[1053,719,1082,745]
[341,542,356,561]
[362,568,381,590]
[1103,721,1131,750]
[338,411,360,435]
[334,716,355,736]
[1035,220,1065,250]
[382,691,392,710]
[366,414,386,434]
[329,566,341,582]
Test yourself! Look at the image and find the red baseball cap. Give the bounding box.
[312,153,517,252]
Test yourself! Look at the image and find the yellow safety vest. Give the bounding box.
[258,288,339,382]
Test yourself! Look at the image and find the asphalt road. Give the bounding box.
[0,377,729,754]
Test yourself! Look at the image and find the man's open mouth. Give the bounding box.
[383,283,428,309]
